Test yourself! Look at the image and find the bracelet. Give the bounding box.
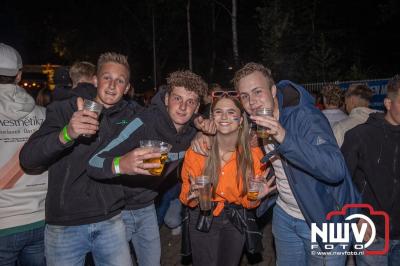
[113,157,121,175]
[62,125,73,143]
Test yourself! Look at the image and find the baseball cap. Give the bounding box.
[0,43,23,76]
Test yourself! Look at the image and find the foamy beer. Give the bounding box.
[247,176,262,201]
[140,140,172,176]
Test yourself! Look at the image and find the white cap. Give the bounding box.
[0,43,23,76]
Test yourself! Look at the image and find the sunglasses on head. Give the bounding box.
[211,90,239,98]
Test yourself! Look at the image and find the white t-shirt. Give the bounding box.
[264,143,304,220]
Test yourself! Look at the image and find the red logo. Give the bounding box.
[326,203,390,255]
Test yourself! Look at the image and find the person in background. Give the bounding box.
[69,61,96,89]
[36,87,53,107]
[51,66,72,101]
[68,61,97,100]
[0,43,47,266]
[321,84,348,127]
[333,83,376,147]
[180,95,275,266]
[341,74,400,266]
[199,83,222,118]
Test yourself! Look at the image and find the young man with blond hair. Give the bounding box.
[20,52,159,266]
[69,61,96,88]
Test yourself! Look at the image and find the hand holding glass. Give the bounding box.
[256,108,273,139]
[82,99,103,137]
[140,140,172,176]
[247,176,263,201]
[195,175,212,211]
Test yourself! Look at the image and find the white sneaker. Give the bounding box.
[171,226,182,236]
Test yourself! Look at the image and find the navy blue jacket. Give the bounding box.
[258,80,360,241]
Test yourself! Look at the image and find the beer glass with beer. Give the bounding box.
[195,175,212,211]
[256,107,273,139]
[140,140,172,176]
[247,176,263,201]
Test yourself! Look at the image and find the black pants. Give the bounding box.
[189,208,245,266]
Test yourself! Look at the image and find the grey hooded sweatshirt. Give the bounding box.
[0,84,47,235]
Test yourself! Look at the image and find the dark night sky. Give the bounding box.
[1,0,399,91]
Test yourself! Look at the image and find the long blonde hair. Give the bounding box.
[203,96,254,196]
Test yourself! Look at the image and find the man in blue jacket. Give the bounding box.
[232,63,360,266]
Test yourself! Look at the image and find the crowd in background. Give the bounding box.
[1,41,400,266]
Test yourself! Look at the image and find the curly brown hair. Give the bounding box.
[232,62,275,91]
[166,70,208,98]
[321,84,344,107]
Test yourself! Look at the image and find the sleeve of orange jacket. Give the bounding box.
[179,148,205,208]
[241,147,265,209]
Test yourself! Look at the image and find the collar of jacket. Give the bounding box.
[367,112,400,132]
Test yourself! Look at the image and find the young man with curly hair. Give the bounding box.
[88,70,208,265]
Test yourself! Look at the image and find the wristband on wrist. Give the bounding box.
[113,156,121,175]
[62,125,73,143]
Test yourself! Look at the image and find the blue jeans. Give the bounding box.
[356,237,400,266]
[122,204,160,266]
[156,183,181,226]
[0,226,45,266]
[45,214,132,266]
[272,204,347,266]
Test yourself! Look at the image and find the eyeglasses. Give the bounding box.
[211,91,239,98]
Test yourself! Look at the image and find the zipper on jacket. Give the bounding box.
[60,166,71,208]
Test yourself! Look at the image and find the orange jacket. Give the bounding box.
[180,147,266,216]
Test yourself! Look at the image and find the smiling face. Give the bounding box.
[236,71,276,116]
[212,97,243,135]
[164,86,200,131]
[94,62,130,108]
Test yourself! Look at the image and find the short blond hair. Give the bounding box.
[69,61,95,87]
[232,62,275,91]
[97,52,130,79]
[166,70,208,98]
